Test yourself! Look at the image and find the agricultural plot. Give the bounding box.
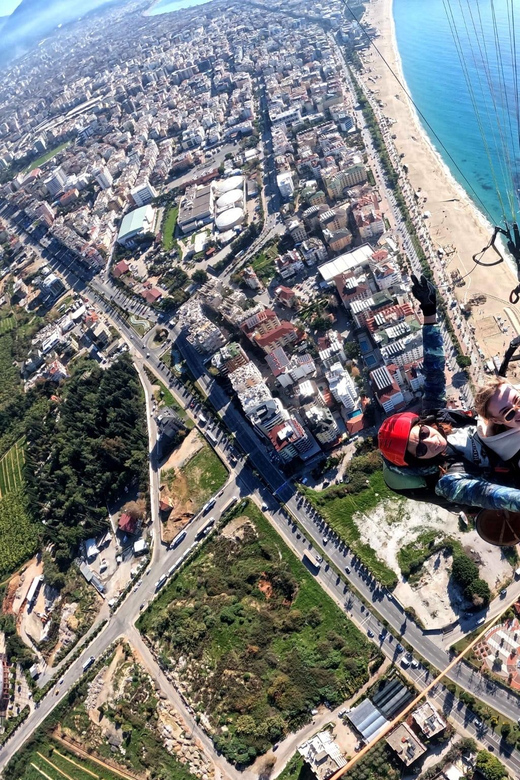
[4,646,199,780]
[0,439,25,497]
[0,316,15,335]
[16,742,128,780]
[0,489,38,578]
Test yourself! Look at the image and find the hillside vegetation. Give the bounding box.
[138,501,381,766]
[25,355,148,567]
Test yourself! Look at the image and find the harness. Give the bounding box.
[382,406,512,510]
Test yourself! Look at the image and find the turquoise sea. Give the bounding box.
[393,0,520,229]
[146,0,213,15]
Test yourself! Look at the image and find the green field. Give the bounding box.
[138,500,381,765]
[183,442,227,493]
[152,377,192,425]
[20,742,126,780]
[0,439,25,497]
[0,489,39,579]
[0,316,15,335]
[162,205,179,251]
[25,142,70,173]
[304,469,398,588]
[251,243,279,281]
[163,439,227,512]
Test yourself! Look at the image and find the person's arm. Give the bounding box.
[421,320,446,414]
[410,274,446,414]
[436,471,520,512]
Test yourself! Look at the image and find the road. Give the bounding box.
[133,359,161,563]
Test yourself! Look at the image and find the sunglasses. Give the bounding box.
[501,406,519,422]
[415,426,430,458]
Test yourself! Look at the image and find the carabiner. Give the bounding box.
[510,285,520,305]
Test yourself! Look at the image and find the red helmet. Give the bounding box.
[378,412,419,467]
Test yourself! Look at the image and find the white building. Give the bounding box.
[298,731,347,780]
[326,362,359,413]
[304,405,340,445]
[248,397,289,436]
[318,244,374,286]
[277,171,295,199]
[318,331,346,369]
[301,237,328,265]
[370,365,405,413]
[94,165,113,190]
[44,167,67,197]
[117,205,156,246]
[130,179,157,207]
[380,333,423,368]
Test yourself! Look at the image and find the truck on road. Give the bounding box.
[203,498,216,514]
[205,430,219,446]
[222,495,239,514]
[170,530,186,549]
[155,574,167,590]
[83,656,96,672]
[303,550,322,571]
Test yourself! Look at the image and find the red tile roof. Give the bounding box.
[255,321,297,348]
[113,260,130,278]
[118,513,138,534]
[142,288,162,304]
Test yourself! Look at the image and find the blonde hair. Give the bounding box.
[474,376,508,419]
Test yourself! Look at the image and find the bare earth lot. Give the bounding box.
[159,429,227,543]
[356,497,513,628]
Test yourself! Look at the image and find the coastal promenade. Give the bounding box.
[359,0,520,366]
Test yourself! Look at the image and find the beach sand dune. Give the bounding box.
[361,0,520,367]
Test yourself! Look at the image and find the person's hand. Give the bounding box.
[411,274,437,316]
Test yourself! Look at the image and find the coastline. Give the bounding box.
[360,0,520,364]
[144,0,213,15]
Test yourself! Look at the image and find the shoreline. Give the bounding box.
[387,0,495,240]
[143,0,214,15]
[359,0,520,365]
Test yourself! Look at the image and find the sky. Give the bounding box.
[0,0,21,15]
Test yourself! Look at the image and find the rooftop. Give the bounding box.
[318,243,374,284]
[385,723,426,766]
[117,205,155,242]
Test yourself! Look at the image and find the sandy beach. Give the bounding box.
[360,0,520,365]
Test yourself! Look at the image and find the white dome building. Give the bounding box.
[216,189,244,213]
[213,175,244,196]
[215,207,245,232]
